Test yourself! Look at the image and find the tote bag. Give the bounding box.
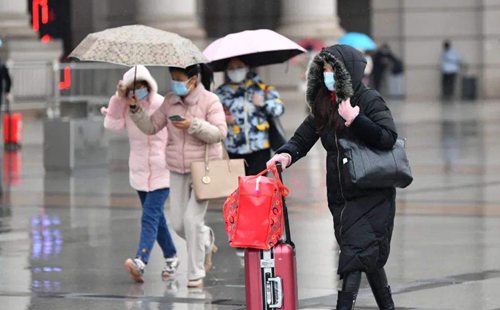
[191,144,246,200]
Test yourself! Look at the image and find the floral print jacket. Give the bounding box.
[215,74,285,154]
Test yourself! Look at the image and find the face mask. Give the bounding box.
[134,87,149,100]
[171,78,191,96]
[323,72,335,91]
[227,68,248,83]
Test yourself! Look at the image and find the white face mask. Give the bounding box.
[227,67,248,83]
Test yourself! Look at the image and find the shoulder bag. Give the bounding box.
[191,144,246,200]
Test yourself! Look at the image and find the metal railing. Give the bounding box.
[7,61,171,117]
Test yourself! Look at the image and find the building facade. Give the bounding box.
[1,0,500,102]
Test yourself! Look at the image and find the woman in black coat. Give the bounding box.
[268,44,397,309]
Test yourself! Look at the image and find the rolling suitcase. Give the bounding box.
[461,75,477,100]
[244,163,298,310]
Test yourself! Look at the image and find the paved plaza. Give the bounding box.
[1,95,500,309]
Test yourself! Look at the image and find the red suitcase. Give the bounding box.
[3,97,23,151]
[244,163,298,310]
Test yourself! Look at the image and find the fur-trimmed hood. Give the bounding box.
[122,65,158,94]
[306,44,367,106]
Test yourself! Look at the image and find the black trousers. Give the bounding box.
[228,148,271,176]
[341,268,390,295]
[441,73,457,100]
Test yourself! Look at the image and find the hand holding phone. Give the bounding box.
[168,115,185,122]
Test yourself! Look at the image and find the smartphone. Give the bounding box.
[168,115,185,122]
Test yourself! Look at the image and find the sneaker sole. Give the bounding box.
[204,244,218,272]
[124,259,144,283]
[161,272,174,280]
[187,280,203,288]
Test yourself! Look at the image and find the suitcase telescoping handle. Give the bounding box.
[275,162,294,248]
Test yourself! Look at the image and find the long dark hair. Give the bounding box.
[312,86,344,134]
[169,63,214,90]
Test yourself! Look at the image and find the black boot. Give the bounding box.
[336,291,356,310]
[366,268,395,310]
[372,286,395,310]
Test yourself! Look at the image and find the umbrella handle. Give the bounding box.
[132,65,137,97]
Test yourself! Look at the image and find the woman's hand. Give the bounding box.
[128,95,138,107]
[226,114,236,125]
[252,93,265,107]
[116,80,128,97]
[338,98,360,127]
[171,118,192,130]
[266,153,292,170]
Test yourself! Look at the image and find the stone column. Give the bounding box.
[278,0,344,43]
[136,0,205,40]
[481,0,500,99]
[257,0,344,92]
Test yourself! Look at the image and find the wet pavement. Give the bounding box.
[1,97,500,309]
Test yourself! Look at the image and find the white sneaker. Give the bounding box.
[161,256,179,279]
[187,278,203,288]
[124,258,146,283]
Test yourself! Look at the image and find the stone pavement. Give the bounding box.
[1,96,500,309]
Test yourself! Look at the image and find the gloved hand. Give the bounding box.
[100,106,108,115]
[266,153,292,170]
[338,98,360,127]
[116,80,128,97]
[5,93,13,103]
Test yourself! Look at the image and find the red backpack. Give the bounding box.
[223,165,289,250]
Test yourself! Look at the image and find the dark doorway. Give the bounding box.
[338,0,371,35]
[202,0,281,38]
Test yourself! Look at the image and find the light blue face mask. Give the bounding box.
[134,87,149,101]
[323,72,335,91]
[171,79,191,96]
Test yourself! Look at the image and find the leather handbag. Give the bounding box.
[338,138,413,189]
[223,165,289,250]
[268,116,287,151]
[191,144,246,200]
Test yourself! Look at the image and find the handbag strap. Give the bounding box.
[255,165,289,197]
[256,163,293,247]
[275,163,294,248]
[203,143,232,173]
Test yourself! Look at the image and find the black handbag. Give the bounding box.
[268,116,287,151]
[338,138,413,189]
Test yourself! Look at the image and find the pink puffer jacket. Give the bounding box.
[102,66,169,192]
[130,83,228,174]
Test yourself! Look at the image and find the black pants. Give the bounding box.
[441,73,457,100]
[228,148,271,176]
[341,268,390,295]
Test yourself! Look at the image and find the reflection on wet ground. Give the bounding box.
[1,99,500,309]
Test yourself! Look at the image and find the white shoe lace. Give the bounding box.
[133,258,146,273]
[163,257,179,274]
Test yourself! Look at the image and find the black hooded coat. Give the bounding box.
[278,45,398,276]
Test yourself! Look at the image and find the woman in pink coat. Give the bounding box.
[129,64,227,288]
[102,65,178,283]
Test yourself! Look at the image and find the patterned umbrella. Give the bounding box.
[69,24,207,68]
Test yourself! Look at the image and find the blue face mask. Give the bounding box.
[323,72,335,91]
[134,87,149,101]
[171,79,191,97]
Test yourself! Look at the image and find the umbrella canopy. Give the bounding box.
[203,29,306,71]
[69,24,207,68]
[337,32,377,51]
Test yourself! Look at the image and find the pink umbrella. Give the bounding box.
[203,29,307,72]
